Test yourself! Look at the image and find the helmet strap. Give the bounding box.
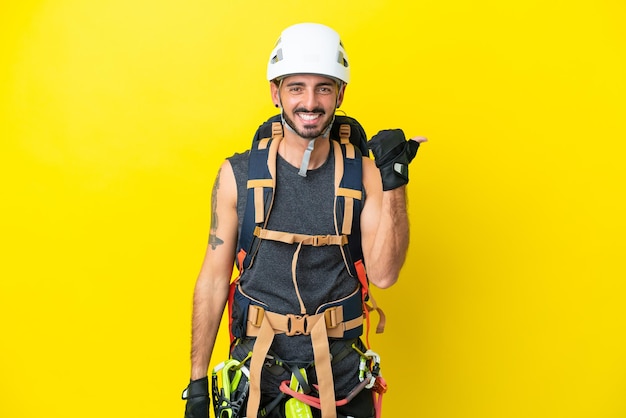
[298,138,316,177]
[275,78,337,177]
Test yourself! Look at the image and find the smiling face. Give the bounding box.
[271,74,346,140]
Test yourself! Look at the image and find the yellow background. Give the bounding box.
[1,1,625,417]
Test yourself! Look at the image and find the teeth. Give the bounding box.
[298,113,319,121]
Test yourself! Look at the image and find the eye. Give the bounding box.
[317,87,333,94]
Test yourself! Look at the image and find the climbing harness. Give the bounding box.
[276,348,387,418]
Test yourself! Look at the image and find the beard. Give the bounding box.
[283,107,334,140]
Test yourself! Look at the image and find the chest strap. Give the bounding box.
[253,226,348,247]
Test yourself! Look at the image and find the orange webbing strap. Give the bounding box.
[228,251,249,343]
[354,259,385,348]
[236,249,246,273]
[373,375,387,418]
[366,292,386,334]
[227,280,238,344]
[357,257,385,335]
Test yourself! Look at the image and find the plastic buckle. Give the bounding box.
[285,314,308,336]
[311,235,330,246]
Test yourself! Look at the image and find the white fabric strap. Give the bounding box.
[298,138,316,177]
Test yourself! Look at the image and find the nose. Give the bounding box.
[302,88,317,110]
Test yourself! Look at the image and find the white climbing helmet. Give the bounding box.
[267,23,350,84]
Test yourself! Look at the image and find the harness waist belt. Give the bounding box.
[246,305,364,339]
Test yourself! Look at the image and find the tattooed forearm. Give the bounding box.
[209,168,224,250]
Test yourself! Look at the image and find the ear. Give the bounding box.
[270,81,281,108]
[336,83,347,108]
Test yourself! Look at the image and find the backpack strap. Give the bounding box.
[235,122,283,272]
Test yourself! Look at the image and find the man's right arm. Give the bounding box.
[190,160,239,380]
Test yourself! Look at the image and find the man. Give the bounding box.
[183,23,425,418]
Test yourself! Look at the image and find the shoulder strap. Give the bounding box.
[236,122,283,272]
[331,137,364,277]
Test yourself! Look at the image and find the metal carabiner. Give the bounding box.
[363,349,382,389]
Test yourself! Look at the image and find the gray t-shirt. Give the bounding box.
[228,143,364,397]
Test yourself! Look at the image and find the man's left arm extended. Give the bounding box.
[361,163,410,288]
[360,130,426,288]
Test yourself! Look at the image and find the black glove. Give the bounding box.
[367,129,420,191]
[182,377,210,418]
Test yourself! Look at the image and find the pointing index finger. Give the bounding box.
[410,136,428,143]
